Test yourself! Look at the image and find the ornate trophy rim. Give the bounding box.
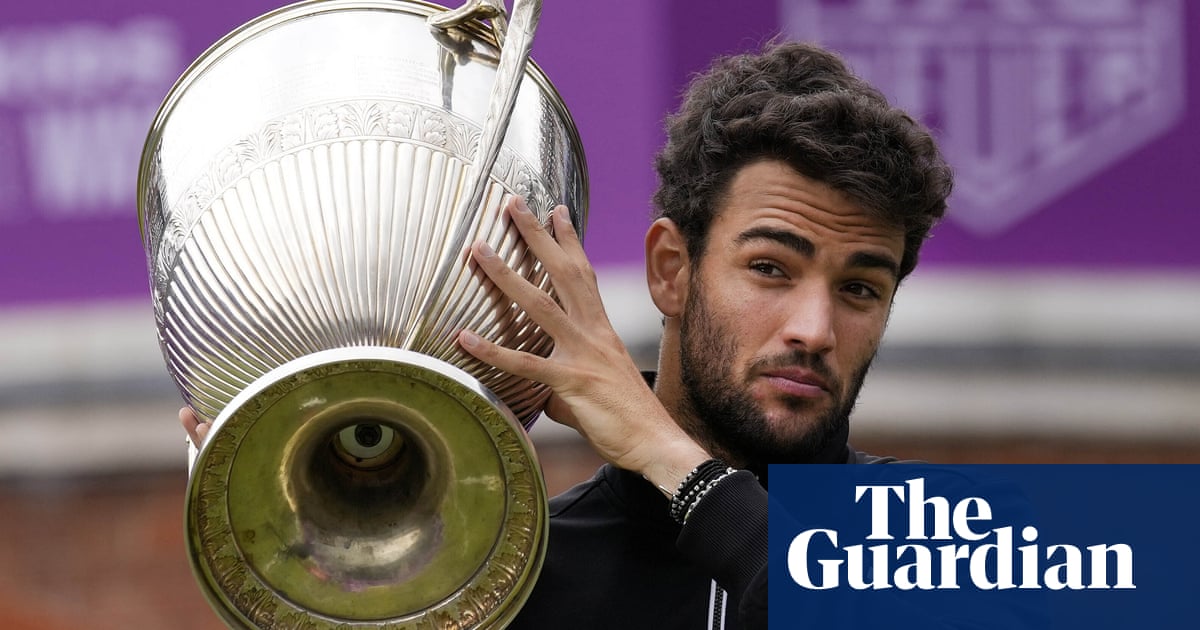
[136,0,589,245]
[187,346,548,629]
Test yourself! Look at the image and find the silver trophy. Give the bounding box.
[135,1,587,627]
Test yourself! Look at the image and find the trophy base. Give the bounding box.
[185,347,547,629]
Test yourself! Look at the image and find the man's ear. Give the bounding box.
[645,218,689,318]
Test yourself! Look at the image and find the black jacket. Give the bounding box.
[509,447,893,629]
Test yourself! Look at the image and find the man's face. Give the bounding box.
[676,160,904,466]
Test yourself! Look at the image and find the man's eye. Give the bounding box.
[750,261,784,277]
[844,282,881,299]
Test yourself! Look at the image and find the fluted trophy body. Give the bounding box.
[136,1,586,628]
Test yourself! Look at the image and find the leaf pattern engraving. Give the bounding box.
[144,96,575,355]
[273,112,308,151]
[416,107,448,146]
[310,106,340,140]
[385,103,417,137]
[336,101,387,137]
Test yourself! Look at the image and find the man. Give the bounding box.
[184,42,952,628]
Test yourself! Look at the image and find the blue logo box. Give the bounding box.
[767,465,1200,628]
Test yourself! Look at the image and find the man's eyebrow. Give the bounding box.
[736,226,900,279]
[734,227,815,257]
[848,251,900,280]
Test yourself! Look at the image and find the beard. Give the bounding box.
[677,276,875,472]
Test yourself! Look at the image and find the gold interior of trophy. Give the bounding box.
[187,350,546,628]
[280,400,456,591]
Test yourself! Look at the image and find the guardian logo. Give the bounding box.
[767,466,1200,628]
[787,478,1135,591]
[782,0,1187,235]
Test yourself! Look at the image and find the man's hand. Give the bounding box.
[180,406,209,445]
[456,196,709,493]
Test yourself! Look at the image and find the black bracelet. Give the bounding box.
[683,466,737,523]
[669,458,735,525]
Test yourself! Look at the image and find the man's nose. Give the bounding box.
[781,287,836,354]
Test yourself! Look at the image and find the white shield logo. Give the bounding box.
[782,0,1187,235]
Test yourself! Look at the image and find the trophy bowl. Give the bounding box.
[135,0,587,627]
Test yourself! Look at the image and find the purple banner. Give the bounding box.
[666,0,1198,269]
[1,0,1196,308]
[0,0,669,306]
[764,0,1196,269]
[0,0,283,305]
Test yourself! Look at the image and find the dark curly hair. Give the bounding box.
[652,42,953,280]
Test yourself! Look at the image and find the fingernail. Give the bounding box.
[515,197,532,214]
[459,330,480,348]
[476,241,496,258]
[554,206,572,226]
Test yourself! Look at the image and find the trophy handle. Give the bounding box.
[428,0,511,45]
[413,0,543,344]
[429,0,540,218]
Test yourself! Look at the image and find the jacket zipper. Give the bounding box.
[707,580,727,630]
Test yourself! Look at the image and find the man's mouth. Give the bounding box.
[759,368,830,399]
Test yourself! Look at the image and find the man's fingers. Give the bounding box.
[180,407,208,444]
[500,198,602,320]
[549,204,585,257]
[180,406,197,434]
[458,329,554,385]
[470,237,573,338]
[504,196,565,265]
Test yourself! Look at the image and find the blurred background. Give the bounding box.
[1,0,1197,628]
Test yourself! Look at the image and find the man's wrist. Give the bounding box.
[640,439,712,500]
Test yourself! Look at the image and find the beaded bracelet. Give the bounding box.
[669,458,737,525]
[683,466,737,523]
